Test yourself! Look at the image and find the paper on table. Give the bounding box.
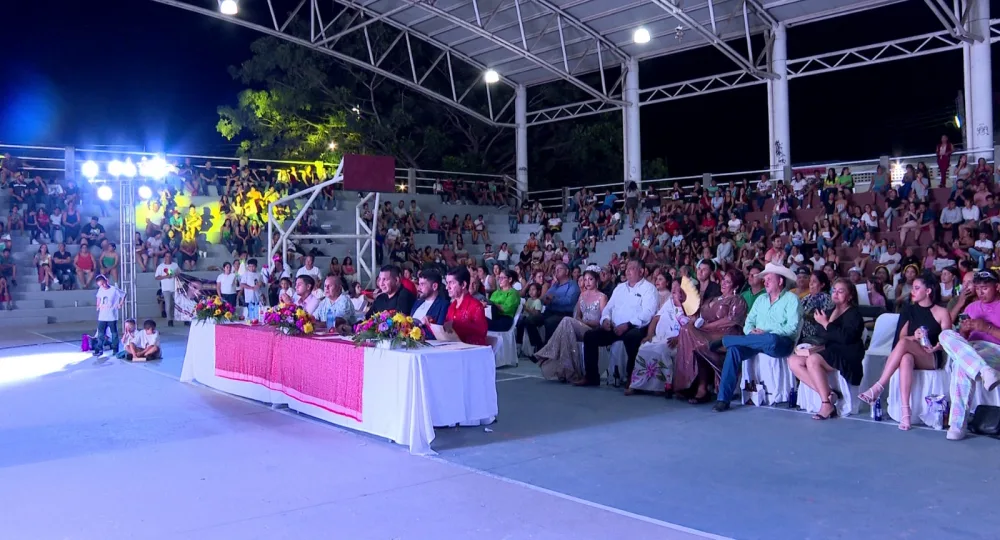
[429,323,462,342]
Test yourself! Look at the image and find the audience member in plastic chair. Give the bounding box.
[578,260,658,388]
[518,264,580,348]
[938,269,1000,441]
[714,263,800,412]
[858,271,952,430]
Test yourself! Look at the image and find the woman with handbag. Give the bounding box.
[788,279,865,420]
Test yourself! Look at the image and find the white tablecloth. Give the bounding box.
[180,323,498,455]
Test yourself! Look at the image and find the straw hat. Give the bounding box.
[679,276,701,316]
[759,262,797,288]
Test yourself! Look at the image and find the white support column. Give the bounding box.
[969,0,993,158]
[624,58,642,187]
[768,23,790,178]
[514,85,528,199]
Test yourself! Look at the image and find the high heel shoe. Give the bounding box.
[898,405,912,431]
[858,382,883,405]
[813,400,837,420]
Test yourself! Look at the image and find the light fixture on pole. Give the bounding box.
[108,160,124,177]
[633,27,651,44]
[97,185,114,201]
[219,0,238,15]
[484,69,500,84]
[82,160,99,180]
[329,142,337,151]
[138,185,153,200]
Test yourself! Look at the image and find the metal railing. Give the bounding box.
[526,147,996,212]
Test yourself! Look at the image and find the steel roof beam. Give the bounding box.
[401,0,622,104]
[923,0,980,42]
[647,0,773,77]
[524,0,631,62]
[148,0,509,126]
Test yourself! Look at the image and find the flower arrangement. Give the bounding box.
[194,295,235,324]
[352,310,427,349]
[263,302,316,335]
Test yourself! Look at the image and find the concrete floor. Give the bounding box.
[1,325,997,540]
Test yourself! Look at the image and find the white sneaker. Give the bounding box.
[980,367,1000,392]
[946,427,966,441]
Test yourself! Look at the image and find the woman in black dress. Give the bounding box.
[789,278,865,420]
[858,270,952,430]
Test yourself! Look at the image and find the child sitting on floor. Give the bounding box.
[124,319,161,362]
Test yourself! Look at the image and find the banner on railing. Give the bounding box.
[173,272,217,322]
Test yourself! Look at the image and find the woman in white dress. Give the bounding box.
[627,281,685,395]
[532,270,607,382]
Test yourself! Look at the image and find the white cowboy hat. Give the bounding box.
[759,262,797,288]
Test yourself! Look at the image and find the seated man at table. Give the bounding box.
[283,275,320,316]
[411,268,450,327]
[939,269,1000,441]
[714,262,800,412]
[315,274,355,330]
[366,264,416,318]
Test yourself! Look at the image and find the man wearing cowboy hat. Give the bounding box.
[714,262,801,412]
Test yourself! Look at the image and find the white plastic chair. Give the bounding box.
[488,302,522,368]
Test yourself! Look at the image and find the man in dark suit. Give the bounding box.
[410,268,450,326]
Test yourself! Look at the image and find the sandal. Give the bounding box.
[688,392,713,405]
[858,382,883,405]
[812,400,837,420]
[898,405,912,431]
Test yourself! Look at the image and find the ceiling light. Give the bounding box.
[484,69,500,84]
[219,0,238,16]
[81,160,99,179]
[138,185,153,200]
[633,27,651,44]
[97,185,114,201]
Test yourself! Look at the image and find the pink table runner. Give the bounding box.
[214,325,365,421]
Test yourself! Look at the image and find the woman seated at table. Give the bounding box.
[444,266,488,346]
[531,269,608,383]
[674,269,748,404]
[487,270,520,332]
[858,270,952,430]
[788,278,865,420]
[627,280,685,395]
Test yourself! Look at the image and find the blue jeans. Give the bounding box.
[969,248,988,269]
[718,333,795,402]
[96,320,120,354]
[508,215,518,233]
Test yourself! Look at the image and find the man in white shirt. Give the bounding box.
[579,260,658,387]
[240,258,264,306]
[878,242,902,275]
[294,275,321,316]
[216,262,239,306]
[315,274,355,328]
[154,252,179,327]
[940,198,963,238]
[94,274,126,357]
[296,255,322,282]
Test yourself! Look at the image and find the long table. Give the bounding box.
[180,322,498,455]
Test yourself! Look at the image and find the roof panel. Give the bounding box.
[371,0,906,87]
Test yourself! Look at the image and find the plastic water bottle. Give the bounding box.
[872,397,883,421]
[326,308,334,331]
[249,302,258,323]
[787,387,798,409]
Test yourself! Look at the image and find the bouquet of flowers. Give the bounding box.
[194,295,235,324]
[352,310,427,349]
[263,302,316,336]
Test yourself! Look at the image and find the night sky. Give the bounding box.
[0,0,994,177]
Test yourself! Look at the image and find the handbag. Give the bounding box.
[968,405,1000,437]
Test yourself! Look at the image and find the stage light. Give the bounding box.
[108,160,124,177]
[122,159,137,178]
[82,160,99,179]
[138,185,153,200]
[139,156,172,180]
[97,185,114,201]
[484,69,500,84]
[219,0,238,15]
[633,27,651,44]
